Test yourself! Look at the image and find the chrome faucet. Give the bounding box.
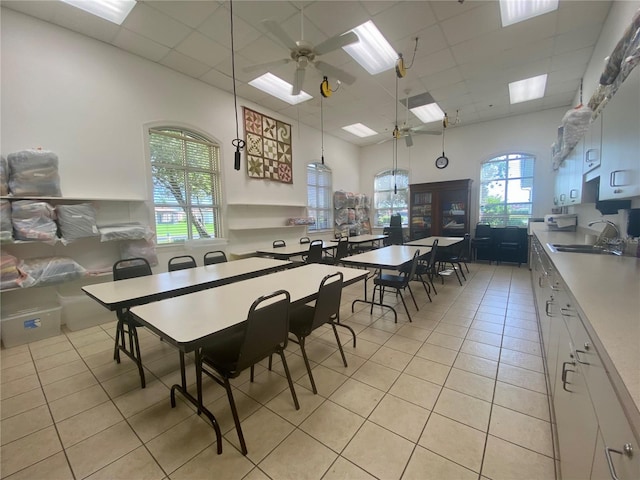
[588,220,623,254]
[587,220,620,238]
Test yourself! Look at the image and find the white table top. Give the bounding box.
[256,242,330,257]
[330,234,387,244]
[82,257,291,309]
[405,236,464,248]
[130,264,368,349]
[342,245,429,269]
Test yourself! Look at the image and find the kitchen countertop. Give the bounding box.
[530,223,640,415]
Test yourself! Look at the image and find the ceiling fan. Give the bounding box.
[380,89,442,147]
[244,8,359,95]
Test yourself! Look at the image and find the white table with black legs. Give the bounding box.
[341,245,430,322]
[405,236,464,248]
[128,263,368,454]
[255,242,332,260]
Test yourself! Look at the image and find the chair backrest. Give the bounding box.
[204,250,227,265]
[402,250,421,285]
[299,237,310,244]
[389,227,404,245]
[426,239,439,270]
[390,213,402,227]
[475,223,492,238]
[236,290,290,372]
[460,233,471,259]
[335,237,349,260]
[305,239,324,263]
[310,272,343,332]
[168,255,197,272]
[382,227,392,246]
[113,257,152,281]
[273,240,286,248]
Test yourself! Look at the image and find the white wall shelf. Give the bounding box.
[226,203,308,232]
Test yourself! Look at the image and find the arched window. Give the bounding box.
[374,169,409,226]
[307,162,332,230]
[480,153,534,227]
[149,127,222,244]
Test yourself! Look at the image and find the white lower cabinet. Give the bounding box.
[531,237,639,480]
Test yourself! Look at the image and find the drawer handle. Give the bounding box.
[575,349,589,365]
[605,444,633,480]
[561,307,575,317]
[561,360,575,392]
[545,299,553,317]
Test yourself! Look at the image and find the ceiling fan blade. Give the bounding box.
[292,67,305,95]
[314,61,356,85]
[405,134,414,147]
[314,31,358,55]
[261,19,298,51]
[243,58,291,73]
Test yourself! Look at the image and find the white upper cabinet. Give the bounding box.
[599,66,640,200]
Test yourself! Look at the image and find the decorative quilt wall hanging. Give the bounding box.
[243,107,293,184]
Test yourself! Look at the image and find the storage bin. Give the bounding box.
[1,303,61,348]
[57,292,113,331]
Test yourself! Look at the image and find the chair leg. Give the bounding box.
[458,261,467,281]
[418,274,432,302]
[370,285,378,315]
[334,320,356,348]
[130,325,146,388]
[223,377,248,455]
[298,336,317,394]
[406,284,419,311]
[278,350,300,409]
[396,288,412,322]
[250,364,254,382]
[268,355,273,371]
[331,323,348,367]
[113,318,123,362]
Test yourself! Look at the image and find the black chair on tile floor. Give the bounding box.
[204,250,227,265]
[112,257,153,388]
[168,255,197,272]
[371,250,420,322]
[497,226,522,266]
[199,290,299,455]
[321,236,349,266]
[471,223,493,262]
[437,238,467,286]
[411,239,439,302]
[302,239,324,264]
[288,272,353,394]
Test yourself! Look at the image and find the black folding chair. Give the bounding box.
[371,250,420,322]
[302,239,324,263]
[199,290,299,455]
[204,250,227,265]
[168,255,197,271]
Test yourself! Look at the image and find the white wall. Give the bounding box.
[0,9,361,258]
[358,107,566,228]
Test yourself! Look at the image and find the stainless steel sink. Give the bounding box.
[547,243,614,254]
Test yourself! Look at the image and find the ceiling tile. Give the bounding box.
[431,0,490,22]
[160,50,211,78]
[407,47,456,78]
[175,31,229,67]
[198,5,263,51]
[398,23,448,60]
[199,67,232,90]
[550,46,593,72]
[553,26,602,55]
[113,28,171,63]
[231,1,299,27]
[360,1,396,17]
[2,1,56,22]
[440,2,501,46]
[303,1,370,38]
[372,1,437,42]
[50,4,120,43]
[556,1,612,35]
[144,0,221,29]
[122,2,192,48]
[419,67,464,91]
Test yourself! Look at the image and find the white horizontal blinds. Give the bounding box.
[374,169,409,226]
[307,163,332,231]
[149,128,222,243]
[480,153,534,227]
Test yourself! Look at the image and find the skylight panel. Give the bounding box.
[342,123,378,137]
[509,74,548,104]
[410,103,445,124]
[60,0,137,25]
[499,0,559,27]
[248,73,312,105]
[343,21,397,75]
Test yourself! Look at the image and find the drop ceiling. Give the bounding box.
[2,0,612,146]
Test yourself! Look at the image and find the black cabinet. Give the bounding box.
[409,179,472,240]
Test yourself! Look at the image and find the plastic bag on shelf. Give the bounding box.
[333,190,348,209]
[11,200,58,244]
[1,200,12,242]
[0,156,8,196]
[56,203,99,244]
[7,149,62,197]
[119,238,159,267]
[98,223,152,242]
[17,256,86,287]
[0,253,24,290]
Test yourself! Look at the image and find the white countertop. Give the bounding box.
[530,223,640,412]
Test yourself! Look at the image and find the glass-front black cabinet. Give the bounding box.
[409,179,472,240]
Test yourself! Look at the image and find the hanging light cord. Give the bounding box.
[321,95,325,164]
[229,0,245,170]
[393,74,399,194]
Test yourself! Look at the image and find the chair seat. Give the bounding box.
[499,241,519,248]
[374,273,405,287]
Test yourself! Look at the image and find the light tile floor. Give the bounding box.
[1,263,557,480]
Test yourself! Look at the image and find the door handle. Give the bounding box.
[545,299,554,317]
[605,444,633,480]
[561,360,575,392]
[574,349,590,365]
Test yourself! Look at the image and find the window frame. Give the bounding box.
[479,152,535,228]
[373,169,410,227]
[148,127,223,244]
[306,162,333,231]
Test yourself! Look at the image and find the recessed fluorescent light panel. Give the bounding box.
[343,21,397,75]
[509,74,548,104]
[342,123,378,138]
[410,103,445,124]
[499,0,559,27]
[60,0,137,25]
[248,73,312,105]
